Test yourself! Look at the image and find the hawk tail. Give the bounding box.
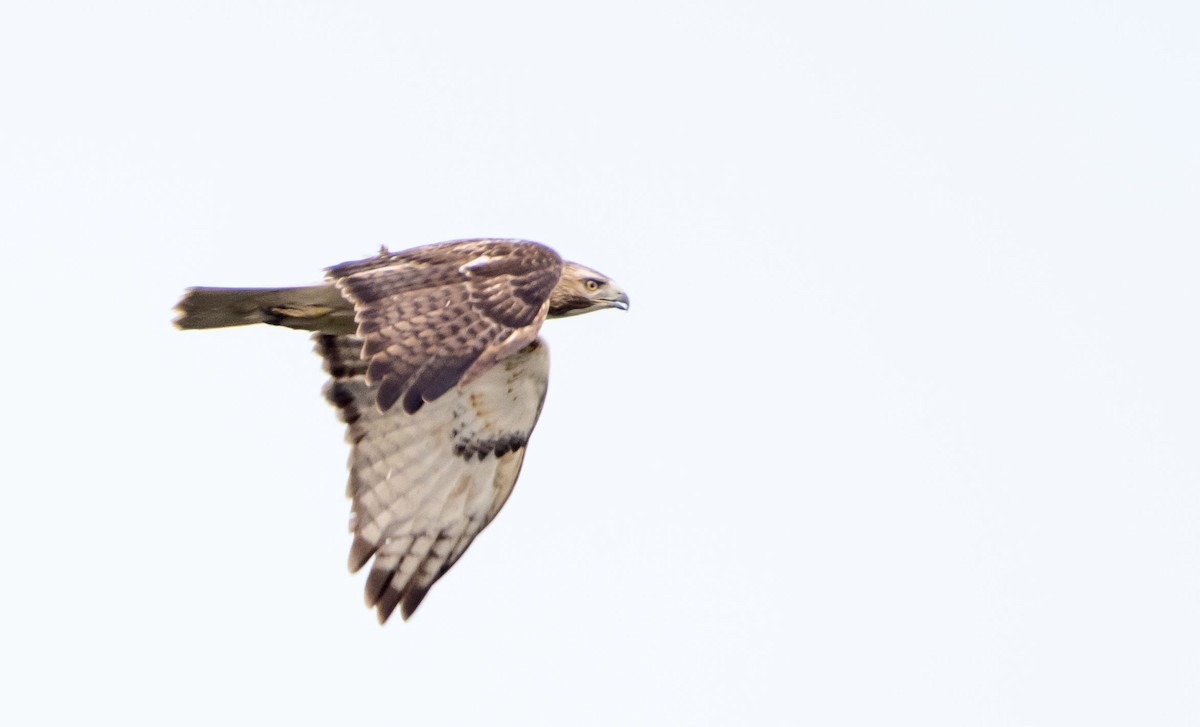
[174,285,355,333]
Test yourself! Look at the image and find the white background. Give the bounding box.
[2,1,1197,724]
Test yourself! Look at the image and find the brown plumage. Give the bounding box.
[176,239,628,622]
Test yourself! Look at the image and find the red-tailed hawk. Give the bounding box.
[175,239,628,623]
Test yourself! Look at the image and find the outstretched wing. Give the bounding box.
[326,239,562,414]
[316,333,551,623]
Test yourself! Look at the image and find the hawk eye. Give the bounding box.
[584,279,601,292]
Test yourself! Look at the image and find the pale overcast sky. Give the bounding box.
[2,1,1198,725]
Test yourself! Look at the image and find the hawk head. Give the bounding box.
[548,262,630,318]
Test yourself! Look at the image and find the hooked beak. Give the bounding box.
[606,290,630,311]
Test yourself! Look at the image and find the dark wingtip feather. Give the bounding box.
[400,585,431,621]
[376,587,404,624]
[348,536,377,573]
[365,578,431,623]
[364,568,391,608]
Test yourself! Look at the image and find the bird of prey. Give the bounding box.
[175,239,628,623]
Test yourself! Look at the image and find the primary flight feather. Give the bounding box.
[175,239,628,623]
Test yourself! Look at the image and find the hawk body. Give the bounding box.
[176,239,627,622]
[327,239,562,413]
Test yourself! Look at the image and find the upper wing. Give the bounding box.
[326,239,562,413]
[316,332,551,623]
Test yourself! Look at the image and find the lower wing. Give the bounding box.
[315,333,551,622]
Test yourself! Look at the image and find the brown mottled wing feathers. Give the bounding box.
[327,240,562,413]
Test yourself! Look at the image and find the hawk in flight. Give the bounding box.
[175,239,628,623]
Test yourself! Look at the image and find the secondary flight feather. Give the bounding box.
[175,238,628,623]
